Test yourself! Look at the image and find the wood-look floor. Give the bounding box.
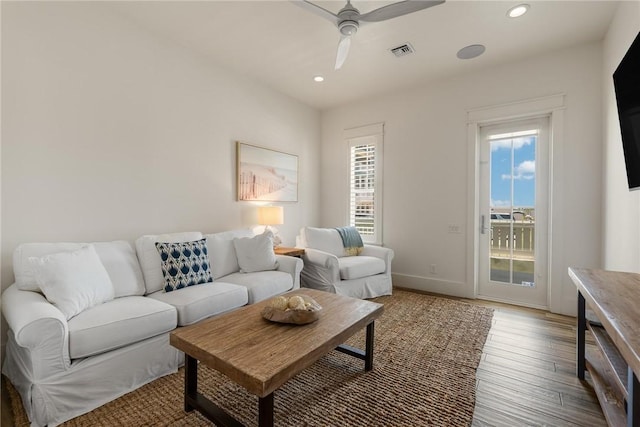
[0,297,606,427]
[462,297,607,427]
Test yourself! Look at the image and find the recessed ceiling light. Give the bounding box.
[313,75,324,82]
[507,4,529,18]
[457,44,486,60]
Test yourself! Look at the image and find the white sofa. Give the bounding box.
[297,227,394,299]
[1,229,302,427]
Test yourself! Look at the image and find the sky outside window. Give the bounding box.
[490,134,536,209]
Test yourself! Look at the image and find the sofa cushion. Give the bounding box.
[221,271,293,304]
[29,245,115,320]
[14,241,145,297]
[204,229,254,279]
[147,282,248,326]
[155,239,212,292]
[233,233,278,273]
[68,296,177,359]
[303,227,345,257]
[135,231,203,294]
[337,256,386,280]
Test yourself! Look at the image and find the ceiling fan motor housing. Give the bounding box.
[339,20,359,36]
[338,1,360,36]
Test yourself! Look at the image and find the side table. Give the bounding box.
[274,246,305,257]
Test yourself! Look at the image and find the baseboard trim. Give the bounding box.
[391,273,473,299]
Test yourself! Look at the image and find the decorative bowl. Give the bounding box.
[261,296,322,325]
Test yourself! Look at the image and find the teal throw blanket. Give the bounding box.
[335,226,364,256]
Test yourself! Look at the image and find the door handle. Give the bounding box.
[480,214,491,234]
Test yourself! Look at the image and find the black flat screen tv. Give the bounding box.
[613,31,640,191]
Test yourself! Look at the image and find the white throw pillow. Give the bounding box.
[205,229,255,279]
[14,241,145,297]
[29,245,115,320]
[14,242,83,291]
[233,232,278,273]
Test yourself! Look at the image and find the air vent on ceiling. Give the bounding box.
[390,43,415,58]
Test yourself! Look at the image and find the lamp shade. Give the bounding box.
[258,206,284,225]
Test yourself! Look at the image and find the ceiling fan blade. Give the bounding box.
[291,0,339,26]
[359,0,445,23]
[335,35,351,70]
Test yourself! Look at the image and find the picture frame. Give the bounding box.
[236,142,298,202]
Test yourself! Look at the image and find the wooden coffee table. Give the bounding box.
[170,288,383,427]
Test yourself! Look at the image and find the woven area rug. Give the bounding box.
[7,290,493,426]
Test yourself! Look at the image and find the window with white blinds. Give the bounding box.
[346,124,383,245]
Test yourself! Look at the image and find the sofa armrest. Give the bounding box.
[302,248,340,283]
[2,284,71,378]
[304,248,339,269]
[361,245,395,274]
[275,255,303,289]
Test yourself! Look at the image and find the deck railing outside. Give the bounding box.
[490,220,535,261]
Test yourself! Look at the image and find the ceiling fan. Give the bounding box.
[295,0,445,70]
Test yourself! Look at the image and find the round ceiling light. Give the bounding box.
[313,75,324,82]
[507,4,529,18]
[456,44,486,60]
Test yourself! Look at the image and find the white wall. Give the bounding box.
[602,1,640,273]
[321,42,603,315]
[1,2,321,290]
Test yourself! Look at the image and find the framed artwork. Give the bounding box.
[236,142,298,202]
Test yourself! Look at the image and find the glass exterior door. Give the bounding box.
[478,118,549,308]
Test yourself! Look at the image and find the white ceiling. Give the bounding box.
[107,1,619,110]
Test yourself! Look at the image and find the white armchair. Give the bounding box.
[296,227,394,299]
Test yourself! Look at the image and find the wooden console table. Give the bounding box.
[569,267,640,427]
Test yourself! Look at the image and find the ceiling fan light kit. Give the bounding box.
[296,0,445,70]
[339,20,359,36]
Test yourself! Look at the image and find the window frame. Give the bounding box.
[345,123,384,245]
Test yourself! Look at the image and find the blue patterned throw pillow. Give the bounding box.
[155,239,212,292]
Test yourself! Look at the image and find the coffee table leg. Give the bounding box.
[185,354,197,412]
[182,354,245,427]
[259,393,274,427]
[336,320,376,371]
[365,321,375,371]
